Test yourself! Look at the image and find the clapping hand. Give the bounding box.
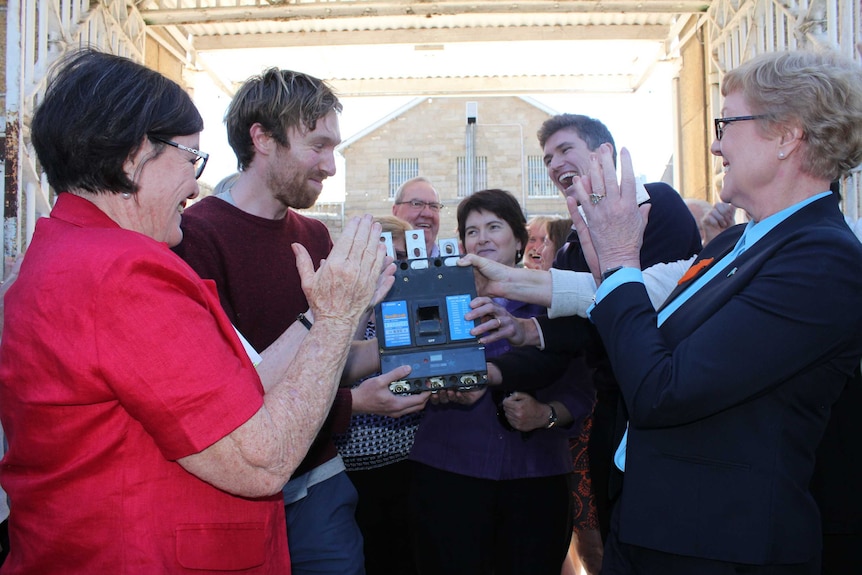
[568,145,647,273]
[294,215,395,328]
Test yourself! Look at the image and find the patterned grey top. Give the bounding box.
[334,322,424,471]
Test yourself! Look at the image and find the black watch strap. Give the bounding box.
[545,404,558,429]
[601,265,625,281]
[297,312,313,330]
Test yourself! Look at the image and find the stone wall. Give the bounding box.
[341,96,569,241]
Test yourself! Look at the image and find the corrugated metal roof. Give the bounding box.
[141,1,701,96]
[178,12,681,37]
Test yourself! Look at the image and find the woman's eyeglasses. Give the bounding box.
[149,136,209,179]
[714,115,768,141]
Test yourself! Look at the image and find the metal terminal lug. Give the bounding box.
[459,374,479,387]
[379,231,394,259]
[428,377,446,390]
[389,381,411,394]
[438,238,459,257]
[405,229,427,260]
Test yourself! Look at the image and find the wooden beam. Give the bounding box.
[141,1,710,26]
[190,24,670,50]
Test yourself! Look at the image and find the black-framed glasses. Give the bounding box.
[395,199,444,212]
[149,136,209,179]
[714,115,768,141]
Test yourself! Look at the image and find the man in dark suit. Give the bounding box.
[485,114,702,541]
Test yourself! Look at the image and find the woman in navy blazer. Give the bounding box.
[566,50,862,574]
[459,50,862,575]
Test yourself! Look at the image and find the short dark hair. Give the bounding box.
[456,189,529,264]
[31,49,203,196]
[537,113,617,167]
[225,68,342,171]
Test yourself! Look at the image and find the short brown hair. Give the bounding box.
[225,69,342,171]
[537,114,617,166]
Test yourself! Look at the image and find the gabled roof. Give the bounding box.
[337,95,558,152]
[337,97,426,152]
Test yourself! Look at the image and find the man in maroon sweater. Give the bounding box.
[175,68,425,574]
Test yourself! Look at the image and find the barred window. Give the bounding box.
[389,158,420,198]
[527,155,557,197]
[457,156,488,197]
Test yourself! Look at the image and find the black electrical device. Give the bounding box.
[375,252,488,395]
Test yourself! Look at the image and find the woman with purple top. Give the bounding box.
[408,189,595,575]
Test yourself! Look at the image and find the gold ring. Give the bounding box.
[496,317,502,329]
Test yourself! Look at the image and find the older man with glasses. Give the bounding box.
[392,176,443,256]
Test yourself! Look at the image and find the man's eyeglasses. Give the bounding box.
[395,199,444,212]
[149,136,209,180]
[714,115,768,141]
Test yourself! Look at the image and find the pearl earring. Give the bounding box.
[122,192,131,199]
[778,152,785,159]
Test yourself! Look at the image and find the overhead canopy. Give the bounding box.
[139,0,708,96]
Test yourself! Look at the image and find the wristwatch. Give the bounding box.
[545,404,558,429]
[601,265,625,282]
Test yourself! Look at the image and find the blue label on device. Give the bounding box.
[446,294,474,341]
[381,300,411,347]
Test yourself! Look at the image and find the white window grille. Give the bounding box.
[527,156,557,197]
[457,156,487,197]
[389,158,420,198]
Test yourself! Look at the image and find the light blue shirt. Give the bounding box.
[600,191,832,471]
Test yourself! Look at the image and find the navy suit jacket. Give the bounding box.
[591,193,862,564]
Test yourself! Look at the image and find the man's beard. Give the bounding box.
[269,168,323,210]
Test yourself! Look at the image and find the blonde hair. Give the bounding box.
[527,215,555,233]
[722,50,862,181]
[374,215,412,245]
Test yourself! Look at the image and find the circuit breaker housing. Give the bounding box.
[375,237,487,394]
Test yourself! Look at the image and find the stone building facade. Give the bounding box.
[335,96,570,242]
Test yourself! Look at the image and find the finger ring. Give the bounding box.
[590,193,606,205]
[495,317,502,329]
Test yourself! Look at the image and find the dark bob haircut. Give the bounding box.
[456,189,529,264]
[31,49,203,196]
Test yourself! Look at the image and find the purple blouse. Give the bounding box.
[409,298,595,480]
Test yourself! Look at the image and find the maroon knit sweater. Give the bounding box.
[175,195,352,477]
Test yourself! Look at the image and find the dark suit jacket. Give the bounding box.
[810,363,862,535]
[591,193,862,564]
